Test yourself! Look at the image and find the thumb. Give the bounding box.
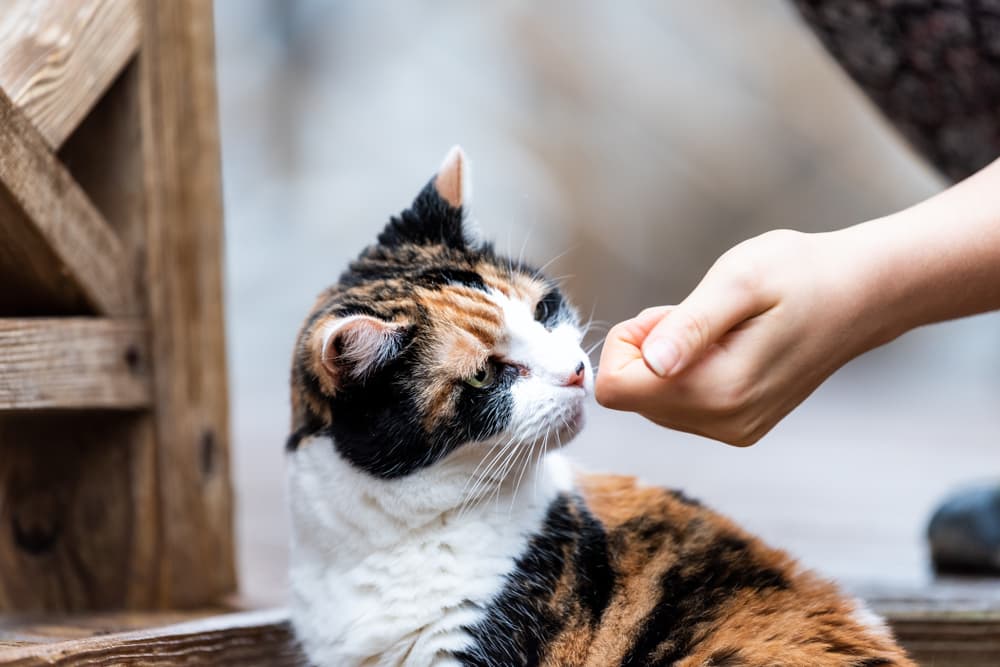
[641,270,770,377]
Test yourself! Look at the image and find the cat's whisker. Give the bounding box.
[459,438,508,497]
[533,246,574,279]
[582,320,610,335]
[491,435,527,512]
[586,339,606,356]
[458,435,519,517]
[532,429,551,502]
[545,273,576,286]
[582,303,600,333]
[508,437,538,517]
[458,436,516,513]
[517,225,537,269]
[463,432,524,518]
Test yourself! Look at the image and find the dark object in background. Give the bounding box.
[928,484,1000,575]
[795,0,1000,183]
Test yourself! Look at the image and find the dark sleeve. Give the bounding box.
[792,0,1000,182]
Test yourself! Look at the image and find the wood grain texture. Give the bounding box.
[137,0,236,607]
[0,412,158,612]
[0,87,135,316]
[0,604,998,666]
[0,610,302,666]
[868,580,1000,667]
[0,609,232,646]
[0,318,150,410]
[890,615,1000,667]
[0,0,140,148]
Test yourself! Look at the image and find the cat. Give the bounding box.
[286,146,914,667]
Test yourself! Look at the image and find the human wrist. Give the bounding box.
[821,216,921,356]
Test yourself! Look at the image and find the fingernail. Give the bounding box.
[643,338,680,377]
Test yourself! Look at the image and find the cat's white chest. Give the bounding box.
[287,439,568,667]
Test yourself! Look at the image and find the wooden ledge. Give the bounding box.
[865,579,1000,667]
[0,609,302,666]
[1,586,999,666]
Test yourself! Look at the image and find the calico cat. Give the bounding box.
[286,147,913,667]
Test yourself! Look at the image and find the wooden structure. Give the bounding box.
[0,0,234,613]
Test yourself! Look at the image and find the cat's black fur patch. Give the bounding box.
[534,289,564,327]
[456,493,615,666]
[668,488,703,508]
[378,179,468,249]
[620,534,789,666]
[323,346,516,478]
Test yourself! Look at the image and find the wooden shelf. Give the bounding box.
[2,583,1000,666]
[0,609,302,666]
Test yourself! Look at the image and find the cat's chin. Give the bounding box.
[553,398,585,446]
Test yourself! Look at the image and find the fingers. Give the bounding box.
[594,307,671,410]
[640,262,774,377]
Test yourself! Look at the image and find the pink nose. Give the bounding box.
[564,361,585,388]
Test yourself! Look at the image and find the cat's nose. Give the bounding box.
[563,361,586,388]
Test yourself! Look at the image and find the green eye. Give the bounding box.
[465,364,496,389]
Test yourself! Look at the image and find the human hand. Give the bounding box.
[594,229,880,445]
[595,159,1000,445]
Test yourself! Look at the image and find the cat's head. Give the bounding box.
[288,147,591,478]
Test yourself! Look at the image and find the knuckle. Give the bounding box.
[676,308,712,354]
[710,375,756,416]
[718,229,805,295]
[637,307,660,319]
[716,248,763,298]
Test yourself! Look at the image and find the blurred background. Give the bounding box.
[213,0,1000,604]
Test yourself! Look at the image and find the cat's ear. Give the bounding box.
[377,145,477,250]
[310,314,405,392]
[433,145,470,209]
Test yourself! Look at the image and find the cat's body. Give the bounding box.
[287,147,913,667]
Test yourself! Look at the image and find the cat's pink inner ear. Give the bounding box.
[434,145,466,208]
[315,315,402,389]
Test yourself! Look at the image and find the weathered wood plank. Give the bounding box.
[0,610,302,666]
[867,580,1000,667]
[889,614,1000,667]
[0,609,232,646]
[137,0,236,607]
[0,412,159,612]
[0,0,140,148]
[0,87,136,316]
[0,318,150,410]
[1,604,999,667]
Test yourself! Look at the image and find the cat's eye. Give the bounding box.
[465,364,496,389]
[534,290,561,324]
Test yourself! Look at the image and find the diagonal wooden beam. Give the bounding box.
[0,87,136,316]
[0,318,150,410]
[0,0,141,148]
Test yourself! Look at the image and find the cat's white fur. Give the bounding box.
[288,290,591,667]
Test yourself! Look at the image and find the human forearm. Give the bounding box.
[838,157,1000,351]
